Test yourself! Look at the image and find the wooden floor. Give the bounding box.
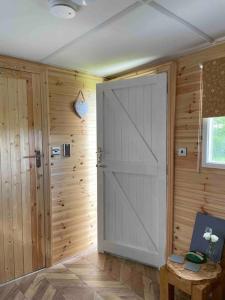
[0,251,146,300]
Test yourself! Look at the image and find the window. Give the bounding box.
[202,116,225,168]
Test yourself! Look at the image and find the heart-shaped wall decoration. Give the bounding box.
[74,99,88,119]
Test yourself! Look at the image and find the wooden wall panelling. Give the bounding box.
[1,41,225,276]
[174,44,225,254]
[48,68,103,263]
[107,62,177,257]
[0,55,46,74]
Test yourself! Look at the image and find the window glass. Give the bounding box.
[208,117,225,164]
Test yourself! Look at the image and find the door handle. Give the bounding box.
[23,150,42,168]
[96,146,103,154]
[96,163,106,168]
[96,147,104,164]
[23,155,36,159]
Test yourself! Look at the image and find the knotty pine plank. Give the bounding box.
[174,47,225,255]
[0,77,6,282]
[18,77,33,275]
[32,74,45,270]
[3,78,15,281]
[49,68,102,264]
[9,78,24,278]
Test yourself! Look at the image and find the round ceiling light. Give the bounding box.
[49,0,76,19]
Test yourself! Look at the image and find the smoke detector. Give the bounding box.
[48,0,78,19]
[48,0,96,19]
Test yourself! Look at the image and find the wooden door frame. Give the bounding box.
[106,61,177,258]
[0,55,52,267]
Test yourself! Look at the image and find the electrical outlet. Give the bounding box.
[177,147,187,157]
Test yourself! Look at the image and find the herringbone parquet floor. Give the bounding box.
[0,252,144,300]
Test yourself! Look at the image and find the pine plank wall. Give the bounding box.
[48,43,225,264]
[2,43,224,267]
[48,67,102,263]
[174,43,225,254]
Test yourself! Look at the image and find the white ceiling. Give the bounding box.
[0,0,225,77]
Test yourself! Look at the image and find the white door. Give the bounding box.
[97,73,167,268]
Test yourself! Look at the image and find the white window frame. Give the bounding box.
[202,118,225,169]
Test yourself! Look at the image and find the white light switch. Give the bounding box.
[51,146,61,156]
[177,147,187,157]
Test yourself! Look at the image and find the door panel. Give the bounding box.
[97,74,167,267]
[0,69,45,283]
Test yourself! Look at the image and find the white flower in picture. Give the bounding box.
[203,228,220,261]
[203,232,211,241]
[210,234,219,243]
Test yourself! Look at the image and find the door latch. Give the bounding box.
[96,147,103,164]
[23,150,42,168]
[35,150,41,168]
[96,147,106,168]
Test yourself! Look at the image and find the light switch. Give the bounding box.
[177,147,187,157]
[51,146,61,157]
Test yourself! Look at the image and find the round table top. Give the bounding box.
[167,258,222,284]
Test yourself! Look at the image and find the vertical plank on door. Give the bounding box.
[18,78,33,274]
[25,74,38,271]
[2,77,15,280]
[32,74,45,270]
[40,70,51,267]
[0,77,6,282]
[8,78,24,278]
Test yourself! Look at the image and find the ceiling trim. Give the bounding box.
[142,0,214,43]
[48,37,225,78]
[41,1,143,63]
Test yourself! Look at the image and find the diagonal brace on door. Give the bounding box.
[104,89,158,163]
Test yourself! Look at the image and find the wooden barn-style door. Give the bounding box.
[0,68,45,283]
[97,73,167,268]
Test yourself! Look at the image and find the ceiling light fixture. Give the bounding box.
[48,0,78,19]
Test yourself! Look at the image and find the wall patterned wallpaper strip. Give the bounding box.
[203,57,225,118]
[48,68,102,263]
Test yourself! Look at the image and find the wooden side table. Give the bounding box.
[160,259,223,300]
